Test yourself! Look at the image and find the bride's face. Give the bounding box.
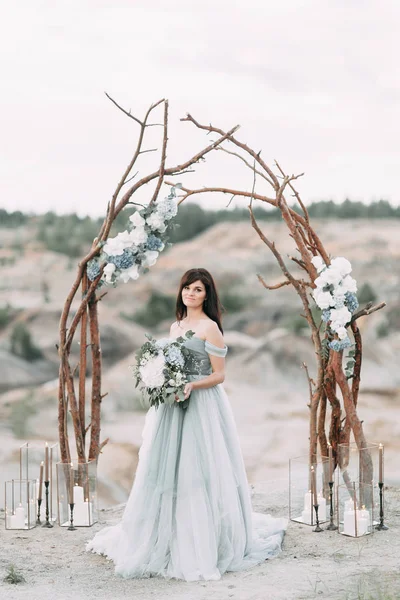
[182,280,207,310]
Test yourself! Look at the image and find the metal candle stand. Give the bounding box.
[68,503,76,531]
[313,503,323,532]
[36,498,42,525]
[42,481,53,528]
[326,481,338,531]
[375,482,388,531]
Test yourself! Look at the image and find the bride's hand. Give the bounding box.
[184,383,194,400]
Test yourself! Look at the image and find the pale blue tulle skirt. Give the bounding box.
[86,382,287,581]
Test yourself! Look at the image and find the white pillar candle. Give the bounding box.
[301,491,313,524]
[14,504,26,529]
[343,508,369,537]
[73,485,84,504]
[73,500,93,526]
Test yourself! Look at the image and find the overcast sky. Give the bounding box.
[1,0,399,216]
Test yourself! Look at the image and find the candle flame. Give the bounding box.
[40,461,44,466]
[379,443,383,449]
[45,442,48,447]
[85,498,89,502]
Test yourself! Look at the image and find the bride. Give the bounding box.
[86,267,287,581]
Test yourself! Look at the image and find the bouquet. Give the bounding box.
[132,330,195,410]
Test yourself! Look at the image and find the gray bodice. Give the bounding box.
[183,337,228,381]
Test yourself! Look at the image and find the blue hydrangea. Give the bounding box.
[345,292,359,313]
[333,298,345,309]
[146,235,164,252]
[157,196,177,220]
[321,309,331,323]
[107,248,136,270]
[87,259,101,281]
[165,345,184,368]
[329,336,352,352]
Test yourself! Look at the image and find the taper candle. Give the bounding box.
[328,444,333,482]
[379,443,383,484]
[311,465,317,506]
[38,461,44,501]
[69,463,74,504]
[44,442,49,481]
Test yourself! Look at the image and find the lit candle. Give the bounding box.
[44,442,49,482]
[301,490,313,524]
[379,444,383,484]
[15,504,25,529]
[311,466,317,506]
[68,463,74,504]
[328,444,333,482]
[38,461,44,501]
[343,506,369,537]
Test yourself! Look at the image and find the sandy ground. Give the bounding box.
[1,484,399,600]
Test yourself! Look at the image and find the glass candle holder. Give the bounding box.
[337,481,374,537]
[289,454,329,526]
[5,479,37,530]
[56,459,98,527]
[20,441,59,523]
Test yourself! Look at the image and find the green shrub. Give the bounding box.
[9,391,37,438]
[122,291,176,328]
[3,564,26,585]
[221,292,246,313]
[10,323,43,361]
[358,282,377,304]
[376,321,389,338]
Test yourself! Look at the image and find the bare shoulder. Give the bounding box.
[203,320,224,348]
[169,321,179,337]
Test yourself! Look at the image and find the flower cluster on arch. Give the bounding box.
[86,186,180,287]
[311,256,359,351]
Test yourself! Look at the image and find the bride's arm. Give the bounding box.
[184,322,225,398]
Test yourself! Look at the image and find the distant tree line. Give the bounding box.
[0,199,398,257]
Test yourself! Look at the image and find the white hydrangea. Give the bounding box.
[146,211,167,232]
[129,211,146,228]
[129,227,148,246]
[119,264,139,283]
[139,353,166,388]
[142,250,159,268]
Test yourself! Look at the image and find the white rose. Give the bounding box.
[168,379,175,386]
[103,263,116,283]
[129,227,148,246]
[340,275,357,293]
[139,353,166,388]
[119,264,139,283]
[311,256,326,273]
[142,250,159,268]
[313,289,333,309]
[321,267,343,286]
[330,306,351,328]
[103,237,125,256]
[129,211,146,228]
[331,257,352,277]
[335,325,348,340]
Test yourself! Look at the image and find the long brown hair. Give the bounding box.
[175,268,224,333]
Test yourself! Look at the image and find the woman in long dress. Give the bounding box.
[86,268,287,581]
